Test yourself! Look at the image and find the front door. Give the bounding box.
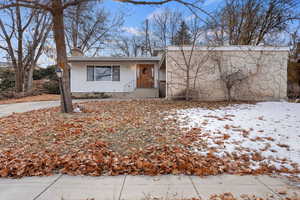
[137,64,154,88]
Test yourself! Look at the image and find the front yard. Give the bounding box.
[0,100,299,180]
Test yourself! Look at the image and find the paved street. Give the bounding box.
[0,174,299,200]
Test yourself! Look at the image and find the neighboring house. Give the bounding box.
[0,61,12,69]
[68,46,289,100]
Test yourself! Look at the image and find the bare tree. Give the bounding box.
[151,8,183,48]
[212,50,266,101]
[0,6,51,93]
[140,19,153,56]
[0,0,208,113]
[289,23,300,60]
[114,36,131,57]
[116,20,155,57]
[115,9,183,57]
[206,0,300,45]
[64,1,124,56]
[287,22,300,98]
[212,53,248,101]
[114,34,144,57]
[168,18,209,100]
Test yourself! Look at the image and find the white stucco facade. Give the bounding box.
[69,58,160,96]
[71,62,135,93]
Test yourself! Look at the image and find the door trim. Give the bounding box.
[136,64,154,88]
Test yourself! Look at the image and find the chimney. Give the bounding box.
[71,47,84,56]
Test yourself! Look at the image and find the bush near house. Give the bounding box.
[0,68,15,91]
[34,65,60,94]
[42,80,60,94]
[0,65,60,100]
[33,65,57,81]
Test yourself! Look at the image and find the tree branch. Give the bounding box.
[0,2,52,12]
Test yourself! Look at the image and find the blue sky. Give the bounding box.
[0,0,223,65]
[101,0,222,29]
[1,0,298,65]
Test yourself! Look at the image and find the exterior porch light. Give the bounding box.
[55,68,67,112]
[55,68,63,78]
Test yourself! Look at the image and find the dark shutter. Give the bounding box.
[87,66,94,81]
[112,66,120,81]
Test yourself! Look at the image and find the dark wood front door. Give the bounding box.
[137,64,154,88]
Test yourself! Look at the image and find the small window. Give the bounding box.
[95,66,111,81]
[112,66,120,81]
[87,66,94,81]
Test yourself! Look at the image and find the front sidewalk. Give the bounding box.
[0,174,299,200]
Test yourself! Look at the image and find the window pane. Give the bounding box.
[112,66,120,81]
[87,66,94,81]
[95,66,111,81]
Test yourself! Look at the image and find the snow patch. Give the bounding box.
[172,102,300,173]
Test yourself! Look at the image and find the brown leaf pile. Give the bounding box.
[0,100,298,178]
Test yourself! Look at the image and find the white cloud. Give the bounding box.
[147,8,165,20]
[122,27,143,36]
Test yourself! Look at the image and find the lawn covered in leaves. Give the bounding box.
[0,100,298,178]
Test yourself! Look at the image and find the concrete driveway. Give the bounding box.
[0,98,151,118]
[0,99,93,117]
[0,101,61,117]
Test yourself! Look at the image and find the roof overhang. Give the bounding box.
[68,56,161,63]
[166,45,290,52]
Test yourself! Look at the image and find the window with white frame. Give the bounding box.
[87,66,120,81]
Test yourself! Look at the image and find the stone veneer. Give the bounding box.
[166,46,288,101]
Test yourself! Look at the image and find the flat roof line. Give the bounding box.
[68,56,161,62]
[166,46,289,51]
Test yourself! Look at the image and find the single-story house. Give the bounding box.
[69,48,162,98]
[68,46,289,101]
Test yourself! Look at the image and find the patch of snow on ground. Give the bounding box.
[174,102,300,173]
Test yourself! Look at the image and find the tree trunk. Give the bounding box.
[16,4,25,93]
[227,86,232,102]
[52,0,73,113]
[26,66,34,92]
[185,68,190,101]
[15,67,24,93]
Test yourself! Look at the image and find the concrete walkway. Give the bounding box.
[0,174,299,200]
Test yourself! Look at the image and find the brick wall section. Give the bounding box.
[166,48,288,101]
